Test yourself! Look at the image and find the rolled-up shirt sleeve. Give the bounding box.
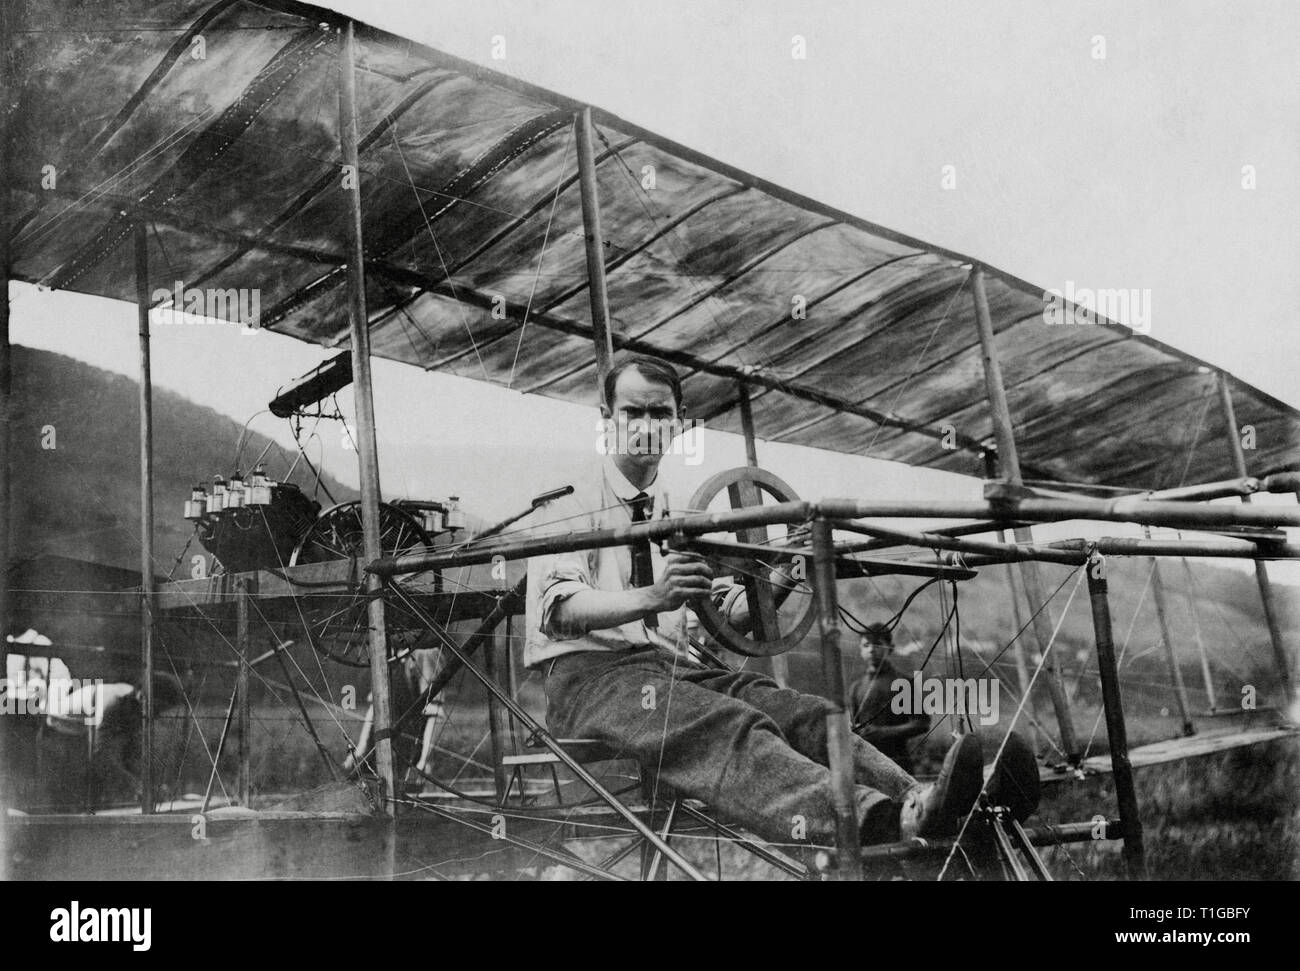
[710,576,745,619]
[534,548,595,640]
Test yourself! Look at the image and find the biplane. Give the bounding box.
[1,0,1298,881]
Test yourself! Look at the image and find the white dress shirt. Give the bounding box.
[524,456,701,667]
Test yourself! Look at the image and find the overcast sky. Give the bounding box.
[11,0,1299,581]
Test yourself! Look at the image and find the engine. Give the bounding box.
[183,464,320,573]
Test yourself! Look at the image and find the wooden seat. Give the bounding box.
[499,733,687,879]
[502,735,644,811]
[500,738,621,767]
[499,731,807,879]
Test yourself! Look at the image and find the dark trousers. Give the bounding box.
[545,647,919,847]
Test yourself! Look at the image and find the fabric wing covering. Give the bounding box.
[7,0,1298,490]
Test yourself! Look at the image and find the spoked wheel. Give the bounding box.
[289,501,435,667]
[686,467,817,657]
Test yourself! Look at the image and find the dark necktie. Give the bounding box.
[627,492,658,629]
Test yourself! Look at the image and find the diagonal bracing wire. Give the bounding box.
[389,124,491,381]
[862,267,972,458]
[936,565,1087,880]
[508,127,574,387]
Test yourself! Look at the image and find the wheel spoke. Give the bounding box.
[688,467,814,657]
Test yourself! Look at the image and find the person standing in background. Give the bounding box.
[848,623,929,775]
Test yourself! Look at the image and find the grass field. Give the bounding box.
[14,688,1296,881]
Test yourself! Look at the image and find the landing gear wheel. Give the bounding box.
[687,467,816,657]
[289,501,435,667]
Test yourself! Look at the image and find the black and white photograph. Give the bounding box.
[0,0,1296,922]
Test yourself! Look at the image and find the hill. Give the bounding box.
[9,345,357,576]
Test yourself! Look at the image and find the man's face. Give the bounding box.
[860,637,890,667]
[605,368,681,476]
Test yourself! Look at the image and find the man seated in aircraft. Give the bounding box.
[526,355,1037,848]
